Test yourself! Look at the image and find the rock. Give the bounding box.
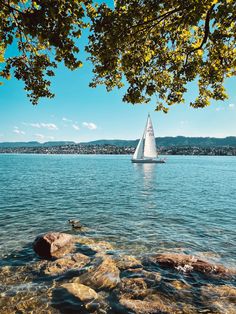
[177,304,198,314]
[149,253,232,276]
[61,283,98,303]
[202,284,236,299]
[166,280,193,305]
[120,277,148,299]
[43,253,90,275]
[75,254,120,290]
[201,284,236,314]
[74,237,96,245]
[88,241,114,253]
[33,232,74,259]
[119,296,173,314]
[123,268,161,287]
[53,283,100,313]
[169,280,191,290]
[74,237,114,255]
[1,287,52,314]
[115,255,142,271]
[197,251,221,260]
[142,270,162,286]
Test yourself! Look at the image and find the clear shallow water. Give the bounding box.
[0,154,235,267]
[0,153,236,314]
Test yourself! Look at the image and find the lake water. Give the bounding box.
[0,154,235,313]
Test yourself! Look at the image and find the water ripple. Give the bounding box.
[0,154,235,269]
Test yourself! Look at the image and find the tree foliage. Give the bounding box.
[88,0,236,112]
[0,0,91,104]
[1,0,236,110]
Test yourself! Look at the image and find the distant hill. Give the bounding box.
[81,136,236,148]
[1,137,236,148]
[157,136,236,147]
[80,139,138,147]
[0,141,75,148]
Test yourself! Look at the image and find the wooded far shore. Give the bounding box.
[0,144,236,156]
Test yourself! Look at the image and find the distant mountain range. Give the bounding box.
[1,136,236,148]
[84,136,236,148]
[0,141,75,148]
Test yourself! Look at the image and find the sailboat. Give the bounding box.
[131,114,166,164]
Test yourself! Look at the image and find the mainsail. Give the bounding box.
[143,115,158,158]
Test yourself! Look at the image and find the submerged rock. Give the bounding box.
[201,284,236,314]
[74,237,114,255]
[33,232,74,259]
[149,253,232,276]
[74,254,120,290]
[119,292,196,314]
[0,286,53,314]
[120,277,148,299]
[169,280,191,291]
[43,253,90,275]
[61,283,98,303]
[114,255,142,271]
[165,280,193,306]
[88,241,114,253]
[0,263,46,287]
[123,268,161,287]
[53,283,101,313]
[119,296,173,314]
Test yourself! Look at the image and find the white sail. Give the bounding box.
[132,114,165,163]
[143,115,158,158]
[133,136,144,159]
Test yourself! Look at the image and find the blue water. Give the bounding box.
[0,154,235,268]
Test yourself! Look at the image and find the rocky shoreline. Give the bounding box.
[0,230,236,314]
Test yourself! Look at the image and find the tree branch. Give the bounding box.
[0,0,22,14]
[126,7,182,31]
[118,8,185,48]
[183,5,215,68]
[10,8,32,59]
[189,4,215,54]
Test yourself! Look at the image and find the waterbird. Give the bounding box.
[68,219,82,229]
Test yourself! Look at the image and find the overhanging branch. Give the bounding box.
[189,4,215,54]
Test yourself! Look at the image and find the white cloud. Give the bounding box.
[13,127,25,135]
[35,134,55,141]
[30,123,41,128]
[41,123,58,130]
[215,104,235,111]
[72,124,80,131]
[62,117,73,122]
[27,122,58,130]
[82,122,97,130]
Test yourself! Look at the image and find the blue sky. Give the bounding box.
[0,25,236,143]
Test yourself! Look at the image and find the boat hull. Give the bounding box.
[131,158,166,164]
